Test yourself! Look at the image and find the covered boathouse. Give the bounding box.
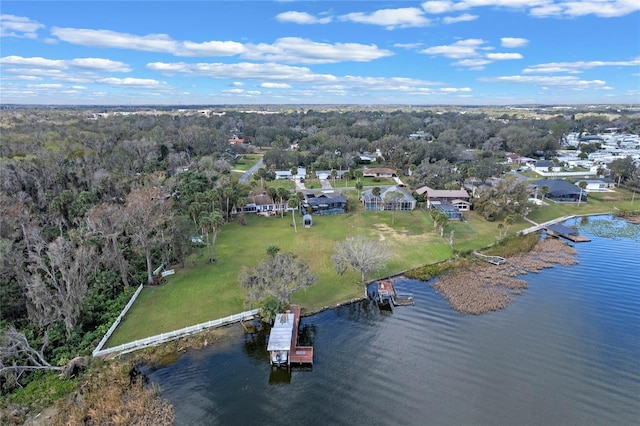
[266,305,313,367]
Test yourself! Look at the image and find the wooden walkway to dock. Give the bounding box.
[288,305,313,365]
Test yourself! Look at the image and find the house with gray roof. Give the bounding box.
[532,179,587,203]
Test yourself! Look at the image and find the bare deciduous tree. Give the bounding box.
[18,228,96,335]
[332,236,393,283]
[122,187,172,285]
[86,203,130,287]
[0,326,64,381]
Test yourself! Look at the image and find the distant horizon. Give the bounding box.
[2,1,639,105]
[2,103,639,108]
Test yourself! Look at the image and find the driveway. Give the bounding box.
[294,178,306,191]
[319,178,333,190]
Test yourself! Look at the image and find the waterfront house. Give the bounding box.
[303,192,347,215]
[361,186,417,211]
[243,191,288,215]
[415,186,471,209]
[532,179,587,203]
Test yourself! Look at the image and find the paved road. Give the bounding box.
[239,157,263,185]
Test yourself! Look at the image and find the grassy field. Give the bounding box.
[232,154,263,172]
[526,188,640,223]
[106,186,638,346]
[109,195,475,345]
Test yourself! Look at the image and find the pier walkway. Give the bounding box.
[288,305,314,365]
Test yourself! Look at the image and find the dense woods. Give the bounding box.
[1,105,639,401]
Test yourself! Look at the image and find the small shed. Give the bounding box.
[303,214,313,227]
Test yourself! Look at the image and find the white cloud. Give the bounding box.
[423,0,640,18]
[68,58,131,72]
[524,58,640,73]
[1,56,66,69]
[439,87,473,92]
[243,37,393,64]
[442,13,478,24]
[146,61,445,93]
[50,28,389,65]
[0,14,43,38]
[486,52,523,60]
[452,58,492,69]
[501,37,529,48]
[12,75,43,81]
[51,27,244,57]
[422,0,549,14]
[481,74,608,90]
[421,39,486,58]
[394,42,424,49]
[276,11,332,24]
[421,1,456,14]
[261,82,292,89]
[339,7,431,29]
[1,55,131,73]
[181,41,246,57]
[98,77,167,88]
[27,83,63,89]
[531,0,640,18]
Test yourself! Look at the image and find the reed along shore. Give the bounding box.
[432,238,578,315]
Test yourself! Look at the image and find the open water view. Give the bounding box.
[146,215,640,426]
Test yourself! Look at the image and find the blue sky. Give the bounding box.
[1,1,639,105]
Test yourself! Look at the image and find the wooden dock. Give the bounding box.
[545,224,591,242]
[288,305,314,365]
[267,305,313,366]
[369,280,414,307]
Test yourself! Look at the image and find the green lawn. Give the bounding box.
[526,188,640,223]
[106,187,638,346]
[108,197,471,345]
[232,154,263,172]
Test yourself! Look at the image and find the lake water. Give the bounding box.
[146,215,640,425]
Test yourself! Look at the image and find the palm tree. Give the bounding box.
[276,187,289,218]
[577,181,587,206]
[199,209,224,263]
[372,186,381,210]
[503,215,516,234]
[222,184,234,220]
[541,185,549,200]
[355,181,363,198]
[288,195,299,233]
[384,191,403,225]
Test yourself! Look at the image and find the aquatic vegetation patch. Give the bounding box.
[579,218,640,241]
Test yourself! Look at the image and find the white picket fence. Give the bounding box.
[92,308,260,357]
[92,284,144,357]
